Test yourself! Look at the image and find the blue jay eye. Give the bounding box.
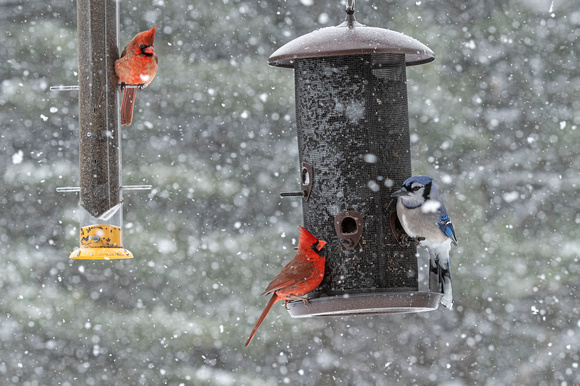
[412,186,421,192]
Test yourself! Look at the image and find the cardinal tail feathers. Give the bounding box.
[120,88,137,126]
[245,293,279,347]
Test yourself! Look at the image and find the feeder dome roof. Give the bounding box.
[269,20,435,68]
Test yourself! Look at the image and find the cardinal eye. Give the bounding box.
[139,44,147,51]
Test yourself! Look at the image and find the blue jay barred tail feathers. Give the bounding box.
[391,175,457,309]
[428,244,454,309]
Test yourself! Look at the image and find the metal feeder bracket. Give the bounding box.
[280,162,314,200]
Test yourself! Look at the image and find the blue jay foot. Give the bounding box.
[399,233,419,247]
[397,232,425,248]
[119,83,145,91]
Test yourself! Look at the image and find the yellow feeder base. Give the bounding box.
[70,224,133,260]
[69,247,134,259]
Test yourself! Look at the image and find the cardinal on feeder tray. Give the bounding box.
[115,25,158,126]
[245,226,326,347]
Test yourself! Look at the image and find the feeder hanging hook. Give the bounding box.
[345,0,356,24]
[346,0,355,14]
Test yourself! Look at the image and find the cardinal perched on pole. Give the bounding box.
[115,26,158,126]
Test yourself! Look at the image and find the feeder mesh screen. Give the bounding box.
[295,54,418,295]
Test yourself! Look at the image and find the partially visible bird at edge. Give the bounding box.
[245,226,327,347]
[392,176,458,309]
[115,25,158,126]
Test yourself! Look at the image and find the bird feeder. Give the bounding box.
[56,0,150,259]
[271,2,439,316]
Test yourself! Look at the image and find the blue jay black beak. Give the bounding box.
[391,188,408,198]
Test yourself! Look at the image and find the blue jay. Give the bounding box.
[391,176,457,309]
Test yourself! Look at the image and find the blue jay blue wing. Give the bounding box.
[438,203,458,245]
[438,215,457,245]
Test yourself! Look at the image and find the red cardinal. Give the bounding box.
[245,226,326,347]
[115,26,158,126]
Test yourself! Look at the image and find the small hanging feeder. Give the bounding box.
[272,1,438,316]
[56,0,150,259]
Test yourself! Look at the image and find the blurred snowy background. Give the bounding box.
[1,0,579,384]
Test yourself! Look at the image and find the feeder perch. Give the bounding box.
[56,0,150,259]
[271,3,439,316]
[334,210,364,250]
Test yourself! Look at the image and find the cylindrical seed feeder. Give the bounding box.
[271,4,438,316]
[69,0,132,260]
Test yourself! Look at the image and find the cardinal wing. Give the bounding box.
[262,259,313,295]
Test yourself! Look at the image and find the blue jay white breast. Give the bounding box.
[391,175,457,248]
[391,175,457,309]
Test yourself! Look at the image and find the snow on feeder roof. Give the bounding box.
[269,6,434,68]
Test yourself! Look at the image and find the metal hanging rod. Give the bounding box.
[56,186,81,193]
[280,191,305,197]
[56,185,153,193]
[346,0,355,13]
[50,85,80,91]
[50,84,144,92]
